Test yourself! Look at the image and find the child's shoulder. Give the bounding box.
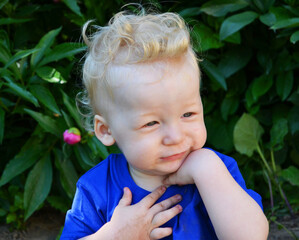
[205,147,237,168]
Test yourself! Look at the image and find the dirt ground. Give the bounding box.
[0,209,298,240]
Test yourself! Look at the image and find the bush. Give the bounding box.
[0,0,298,230]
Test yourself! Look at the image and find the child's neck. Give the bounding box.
[128,164,167,192]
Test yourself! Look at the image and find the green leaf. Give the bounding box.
[270,118,288,150]
[24,154,52,220]
[201,0,248,17]
[3,76,39,107]
[201,60,227,90]
[218,47,252,78]
[54,149,78,199]
[0,45,11,64]
[29,85,60,115]
[30,27,62,69]
[36,66,66,83]
[290,30,299,44]
[288,106,299,135]
[0,18,33,25]
[0,147,42,187]
[0,0,9,10]
[271,18,299,30]
[220,11,259,40]
[0,107,4,144]
[40,43,86,66]
[280,166,299,186]
[61,90,82,128]
[259,12,276,26]
[74,144,97,169]
[221,96,239,121]
[276,71,293,101]
[179,7,201,17]
[87,135,109,160]
[252,75,273,101]
[62,0,83,17]
[4,48,39,69]
[24,109,61,137]
[192,24,224,52]
[233,113,264,156]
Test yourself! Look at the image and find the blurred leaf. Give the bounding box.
[270,118,288,150]
[201,60,227,90]
[0,45,10,64]
[251,0,275,13]
[192,24,224,52]
[218,47,252,78]
[259,12,276,26]
[271,18,299,30]
[47,196,69,213]
[234,113,264,156]
[252,75,273,101]
[220,11,259,40]
[61,109,74,127]
[36,66,66,83]
[29,85,60,115]
[201,0,248,17]
[3,76,39,107]
[40,43,86,66]
[281,166,299,186]
[276,71,293,101]
[221,96,239,121]
[0,18,33,25]
[0,146,42,187]
[87,135,109,160]
[54,149,78,199]
[74,144,97,169]
[290,30,299,44]
[179,7,201,17]
[0,0,8,10]
[24,109,61,137]
[0,107,4,144]
[30,27,62,69]
[288,106,299,135]
[61,90,82,128]
[223,31,241,44]
[62,0,83,17]
[4,48,39,69]
[24,154,52,220]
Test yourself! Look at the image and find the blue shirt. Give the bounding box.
[61,149,263,239]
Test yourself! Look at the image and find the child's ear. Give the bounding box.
[94,115,115,146]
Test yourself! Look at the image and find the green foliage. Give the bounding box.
[1,0,299,233]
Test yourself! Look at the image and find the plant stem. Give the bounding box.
[256,144,272,175]
[264,170,274,215]
[275,177,294,216]
[270,149,276,173]
[271,219,298,240]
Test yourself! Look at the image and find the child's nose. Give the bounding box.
[162,124,184,145]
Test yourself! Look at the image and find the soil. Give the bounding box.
[0,209,298,240]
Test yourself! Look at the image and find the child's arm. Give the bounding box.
[164,148,269,240]
[80,186,182,240]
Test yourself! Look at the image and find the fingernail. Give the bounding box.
[177,205,183,212]
[161,186,166,192]
[176,194,182,201]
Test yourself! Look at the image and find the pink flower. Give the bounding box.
[63,128,81,145]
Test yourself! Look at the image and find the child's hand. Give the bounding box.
[163,148,215,186]
[94,186,182,240]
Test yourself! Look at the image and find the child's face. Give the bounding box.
[95,56,206,182]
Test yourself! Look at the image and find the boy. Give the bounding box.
[61,11,269,240]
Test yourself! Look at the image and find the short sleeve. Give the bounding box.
[209,148,264,211]
[60,182,105,239]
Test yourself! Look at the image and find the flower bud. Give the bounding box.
[63,127,81,145]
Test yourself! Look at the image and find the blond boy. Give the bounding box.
[61,11,269,240]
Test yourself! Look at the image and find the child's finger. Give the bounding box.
[150,194,182,215]
[139,185,167,208]
[117,187,132,207]
[150,227,173,240]
[152,204,183,227]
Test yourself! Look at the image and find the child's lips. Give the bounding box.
[161,151,187,161]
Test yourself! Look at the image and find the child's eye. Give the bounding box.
[144,121,158,127]
[183,112,193,118]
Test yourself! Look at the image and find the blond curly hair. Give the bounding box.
[78,11,199,131]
